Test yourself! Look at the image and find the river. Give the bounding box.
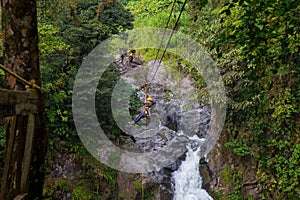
[172,138,213,200]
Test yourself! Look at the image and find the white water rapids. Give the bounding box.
[172,138,214,200]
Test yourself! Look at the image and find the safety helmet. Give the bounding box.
[147,97,153,102]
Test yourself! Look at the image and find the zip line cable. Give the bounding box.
[138,1,180,194]
[140,1,188,198]
[149,0,188,86]
[145,0,177,99]
[152,0,177,65]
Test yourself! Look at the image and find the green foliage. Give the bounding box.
[133,180,143,194]
[39,20,77,150]
[163,88,171,102]
[0,70,5,88]
[37,1,133,198]
[79,147,118,198]
[144,185,159,199]
[219,164,243,199]
[56,179,72,192]
[207,0,300,198]
[55,0,133,65]
[126,0,189,29]
[0,124,6,163]
[129,89,144,117]
[188,0,299,198]
[225,141,252,157]
[38,0,134,153]
[43,177,72,198]
[72,186,92,200]
[39,24,70,56]
[95,63,124,139]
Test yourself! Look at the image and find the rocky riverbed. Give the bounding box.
[115,59,215,199]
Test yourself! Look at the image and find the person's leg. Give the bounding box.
[134,111,145,124]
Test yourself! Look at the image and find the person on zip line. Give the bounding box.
[132,96,156,124]
[122,96,155,141]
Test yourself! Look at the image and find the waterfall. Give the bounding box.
[172,139,213,200]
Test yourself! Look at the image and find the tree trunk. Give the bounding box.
[1,0,47,199]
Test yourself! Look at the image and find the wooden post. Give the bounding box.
[16,116,26,196]
[13,193,28,200]
[20,114,35,193]
[0,117,17,200]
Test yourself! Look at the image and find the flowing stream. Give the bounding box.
[172,138,213,200]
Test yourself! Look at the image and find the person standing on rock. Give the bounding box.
[128,48,136,63]
[132,96,156,124]
[120,52,126,64]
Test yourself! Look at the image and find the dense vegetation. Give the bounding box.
[37,0,134,199]
[211,1,299,199]
[0,0,299,199]
[186,0,299,199]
